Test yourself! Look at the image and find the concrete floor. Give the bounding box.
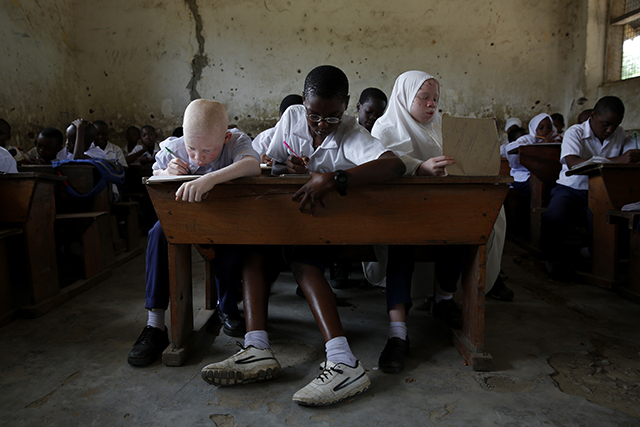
[1,241,639,427]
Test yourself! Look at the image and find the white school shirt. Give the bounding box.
[73,143,108,160]
[102,141,128,167]
[152,128,259,174]
[129,142,160,163]
[505,135,538,183]
[556,119,632,190]
[265,104,389,173]
[0,146,18,173]
[252,127,275,156]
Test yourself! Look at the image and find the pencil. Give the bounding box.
[165,147,191,173]
[282,140,307,166]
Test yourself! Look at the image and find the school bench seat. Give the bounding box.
[0,228,23,327]
[56,212,108,279]
[607,210,640,302]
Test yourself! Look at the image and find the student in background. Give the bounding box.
[576,109,593,124]
[551,113,565,137]
[0,122,18,173]
[93,120,128,167]
[127,100,261,367]
[500,117,522,157]
[172,127,183,138]
[67,119,105,160]
[123,126,140,156]
[201,65,405,406]
[31,128,67,164]
[251,94,303,165]
[505,113,558,199]
[356,87,387,133]
[542,96,640,279]
[126,125,160,164]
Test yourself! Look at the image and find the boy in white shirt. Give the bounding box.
[93,120,128,167]
[542,96,640,278]
[251,94,303,165]
[200,65,405,406]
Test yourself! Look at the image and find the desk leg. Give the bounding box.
[588,176,618,287]
[453,244,493,371]
[163,243,217,366]
[529,177,544,250]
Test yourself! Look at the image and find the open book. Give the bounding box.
[570,156,612,169]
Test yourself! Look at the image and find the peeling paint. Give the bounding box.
[184,0,209,100]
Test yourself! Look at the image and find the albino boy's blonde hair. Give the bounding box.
[183,99,229,142]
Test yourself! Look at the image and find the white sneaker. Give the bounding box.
[201,345,281,387]
[292,360,371,406]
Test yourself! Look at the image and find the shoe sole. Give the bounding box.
[292,383,371,407]
[201,365,281,387]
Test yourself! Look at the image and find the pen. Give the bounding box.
[165,147,191,173]
[261,141,269,152]
[282,140,307,166]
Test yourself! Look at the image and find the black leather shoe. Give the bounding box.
[378,337,410,374]
[127,326,169,367]
[432,298,462,329]
[487,277,514,301]
[217,310,246,338]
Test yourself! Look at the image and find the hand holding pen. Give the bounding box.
[283,140,309,174]
[165,147,191,175]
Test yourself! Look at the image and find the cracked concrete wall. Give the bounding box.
[3,0,635,148]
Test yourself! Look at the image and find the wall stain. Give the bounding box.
[184,0,209,100]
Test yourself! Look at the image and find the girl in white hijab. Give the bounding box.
[367,70,509,374]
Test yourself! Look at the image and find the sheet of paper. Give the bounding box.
[442,115,501,176]
[145,175,201,183]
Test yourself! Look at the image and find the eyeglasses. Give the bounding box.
[306,113,342,124]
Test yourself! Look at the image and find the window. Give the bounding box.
[609,0,640,80]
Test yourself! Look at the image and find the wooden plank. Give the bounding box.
[168,244,193,349]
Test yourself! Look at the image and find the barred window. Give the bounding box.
[610,0,640,80]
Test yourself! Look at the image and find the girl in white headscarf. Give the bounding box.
[367,70,509,375]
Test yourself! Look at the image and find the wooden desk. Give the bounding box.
[567,163,640,287]
[0,173,64,306]
[145,175,511,370]
[508,144,561,249]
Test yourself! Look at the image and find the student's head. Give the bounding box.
[508,126,527,143]
[140,125,157,148]
[590,96,625,142]
[66,120,97,152]
[577,109,593,124]
[551,113,565,134]
[302,65,350,139]
[93,120,109,149]
[504,117,522,134]
[172,126,184,138]
[36,127,64,162]
[357,88,388,132]
[182,99,232,167]
[409,76,439,125]
[126,126,140,146]
[528,113,554,138]
[279,94,303,117]
[0,119,11,147]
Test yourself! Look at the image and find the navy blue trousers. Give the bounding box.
[144,221,242,315]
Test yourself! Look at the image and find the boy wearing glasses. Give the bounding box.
[200,65,405,406]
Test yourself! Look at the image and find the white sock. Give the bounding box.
[147,309,165,330]
[435,293,453,304]
[325,336,357,367]
[244,330,270,350]
[388,321,407,340]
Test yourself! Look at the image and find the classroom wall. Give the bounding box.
[2,0,635,148]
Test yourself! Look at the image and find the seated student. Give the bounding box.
[542,96,640,278]
[200,65,405,406]
[31,127,68,164]
[127,100,261,367]
[505,113,558,199]
[0,119,23,164]
[93,120,128,167]
[356,87,387,133]
[370,70,511,373]
[172,127,183,138]
[500,117,522,157]
[576,108,593,124]
[123,126,140,156]
[551,113,565,137]
[251,94,303,165]
[66,119,106,160]
[126,125,160,164]
[0,145,18,173]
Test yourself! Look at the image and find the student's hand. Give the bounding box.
[175,174,214,202]
[292,171,334,216]
[72,118,91,130]
[416,156,455,176]
[166,158,191,175]
[260,153,273,166]
[617,149,640,164]
[286,155,309,174]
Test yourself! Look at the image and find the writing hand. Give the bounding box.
[286,155,310,174]
[166,158,191,175]
[291,171,334,216]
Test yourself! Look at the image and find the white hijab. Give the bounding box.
[372,70,443,162]
[528,113,554,138]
